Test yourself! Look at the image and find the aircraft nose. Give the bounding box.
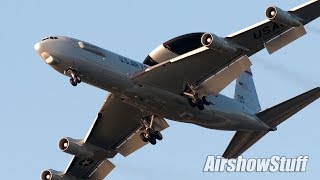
[34,42,41,51]
[34,41,60,65]
[34,42,45,55]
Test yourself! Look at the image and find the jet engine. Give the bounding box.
[41,169,65,180]
[266,6,301,27]
[201,33,237,54]
[58,137,94,157]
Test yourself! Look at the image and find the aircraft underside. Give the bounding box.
[33,1,320,179]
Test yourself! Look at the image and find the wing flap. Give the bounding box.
[89,160,115,180]
[197,55,252,96]
[65,156,103,178]
[264,25,306,54]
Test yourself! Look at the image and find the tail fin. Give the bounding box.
[234,68,261,113]
[223,87,320,159]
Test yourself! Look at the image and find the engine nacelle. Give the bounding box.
[58,137,94,157]
[266,6,301,27]
[41,169,64,180]
[201,33,237,54]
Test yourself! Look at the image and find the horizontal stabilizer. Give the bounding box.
[257,87,320,127]
[223,87,320,159]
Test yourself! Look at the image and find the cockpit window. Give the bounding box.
[41,36,58,41]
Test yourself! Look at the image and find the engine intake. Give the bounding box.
[41,169,64,180]
[201,33,237,54]
[266,6,301,27]
[58,137,94,157]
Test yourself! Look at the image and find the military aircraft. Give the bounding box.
[35,1,320,179]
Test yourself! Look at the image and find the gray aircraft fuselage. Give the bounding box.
[34,36,270,131]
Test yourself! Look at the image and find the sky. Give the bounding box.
[1,0,319,179]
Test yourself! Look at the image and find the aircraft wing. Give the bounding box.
[134,0,319,96]
[42,94,169,180]
[226,0,320,55]
[134,47,252,95]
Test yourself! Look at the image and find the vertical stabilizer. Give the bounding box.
[234,68,261,113]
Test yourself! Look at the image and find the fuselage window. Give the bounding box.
[42,37,58,41]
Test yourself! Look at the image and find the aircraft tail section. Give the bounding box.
[234,68,261,113]
[256,87,320,127]
[224,87,320,159]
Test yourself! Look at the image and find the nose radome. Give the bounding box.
[34,42,41,51]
